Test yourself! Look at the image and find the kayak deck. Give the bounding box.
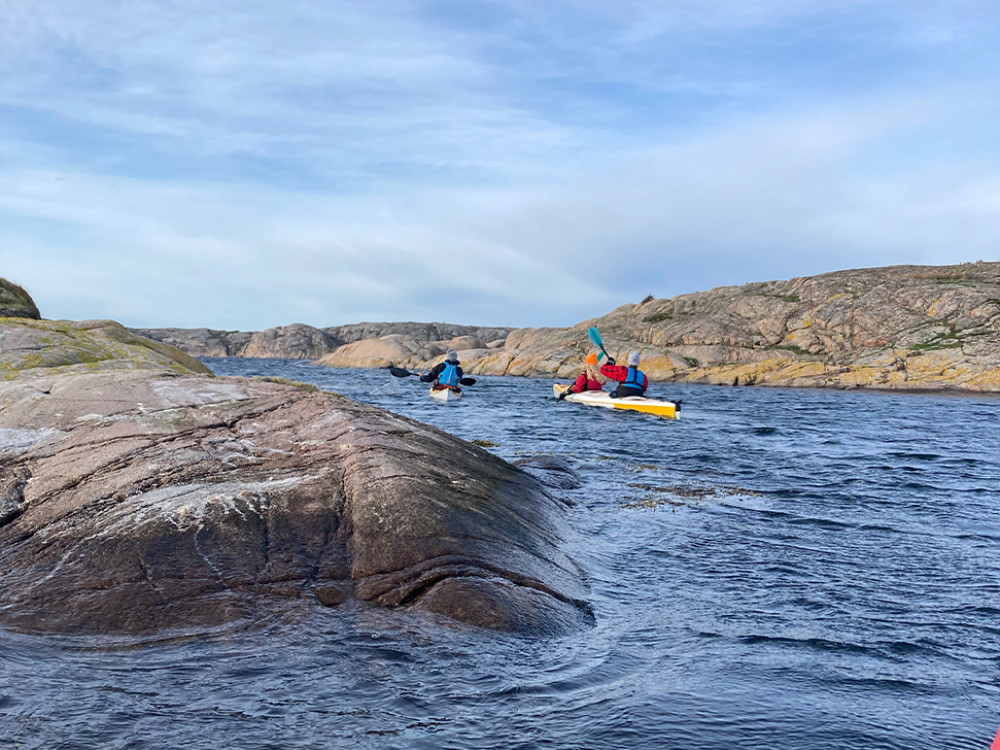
[430,385,462,402]
[553,384,678,419]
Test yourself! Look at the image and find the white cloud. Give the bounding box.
[1,0,998,329]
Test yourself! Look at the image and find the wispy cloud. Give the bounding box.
[1,0,997,328]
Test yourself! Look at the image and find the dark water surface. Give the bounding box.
[3,359,999,749]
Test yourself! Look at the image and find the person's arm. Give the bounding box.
[600,364,627,382]
[569,372,588,393]
[420,363,444,382]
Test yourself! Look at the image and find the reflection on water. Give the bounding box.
[3,359,998,750]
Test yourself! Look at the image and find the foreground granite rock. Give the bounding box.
[1,318,211,380]
[0,371,591,635]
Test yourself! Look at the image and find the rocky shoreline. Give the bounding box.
[138,262,1000,393]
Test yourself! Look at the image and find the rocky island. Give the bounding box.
[0,282,592,636]
[138,262,1000,392]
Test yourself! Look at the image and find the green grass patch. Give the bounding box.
[911,336,964,351]
[644,312,673,323]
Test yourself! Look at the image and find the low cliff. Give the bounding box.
[140,262,1000,392]
[338,262,1000,392]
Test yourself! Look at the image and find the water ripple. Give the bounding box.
[3,360,997,750]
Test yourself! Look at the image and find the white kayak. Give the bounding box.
[553,383,678,419]
[430,385,462,402]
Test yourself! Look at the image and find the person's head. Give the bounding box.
[584,353,602,380]
[628,350,640,367]
[446,349,459,363]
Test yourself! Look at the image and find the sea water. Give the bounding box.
[2,358,998,750]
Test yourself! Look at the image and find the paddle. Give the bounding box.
[387,366,476,386]
[587,326,612,364]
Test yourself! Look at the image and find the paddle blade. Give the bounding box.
[587,327,604,349]
[459,377,477,386]
[388,366,413,377]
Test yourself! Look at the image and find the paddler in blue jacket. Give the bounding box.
[600,350,648,398]
[420,349,463,389]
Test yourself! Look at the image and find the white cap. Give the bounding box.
[627,350,640,366]
[446,349,458,362]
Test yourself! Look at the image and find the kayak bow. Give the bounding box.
[430,385,462,402]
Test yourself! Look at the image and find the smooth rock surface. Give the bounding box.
[1,318,211,380]
[0,371,591,635]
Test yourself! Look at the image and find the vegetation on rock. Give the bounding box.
[0,277,40,319]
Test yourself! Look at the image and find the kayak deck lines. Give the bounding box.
[553,384,678,419]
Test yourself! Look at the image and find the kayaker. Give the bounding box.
[558,353,605,400]
[420,349,463,389]
[601,350,648,398]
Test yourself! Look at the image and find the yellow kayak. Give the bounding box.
[553,384,678,419]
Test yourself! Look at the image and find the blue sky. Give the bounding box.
[1,0,998,329]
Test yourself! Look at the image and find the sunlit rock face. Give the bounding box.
[460,262,1000,392]
[0,371,592,636]
[138,263,1000,392]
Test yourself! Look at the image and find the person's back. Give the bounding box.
[600,351,648,398]
[421,349,463,387]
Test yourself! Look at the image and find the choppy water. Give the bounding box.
[3,358,999,750]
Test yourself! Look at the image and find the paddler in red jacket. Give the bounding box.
[558,353,605,400]
[600,350,648,399]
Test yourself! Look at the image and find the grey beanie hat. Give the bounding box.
[627,350,640,366]
[446,349,459,362]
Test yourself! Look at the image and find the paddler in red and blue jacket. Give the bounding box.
[600,350,648,399]
[420,349,463,389]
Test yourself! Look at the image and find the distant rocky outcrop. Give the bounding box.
[138,322,512,362]
[138,263,1000,391]
[1,308,591,636]
[378,262,1000,393]
[0,278,40,320]
[552,262,1000,392]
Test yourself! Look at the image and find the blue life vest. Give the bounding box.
[623,366,646,391]
[438,362,460,387]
